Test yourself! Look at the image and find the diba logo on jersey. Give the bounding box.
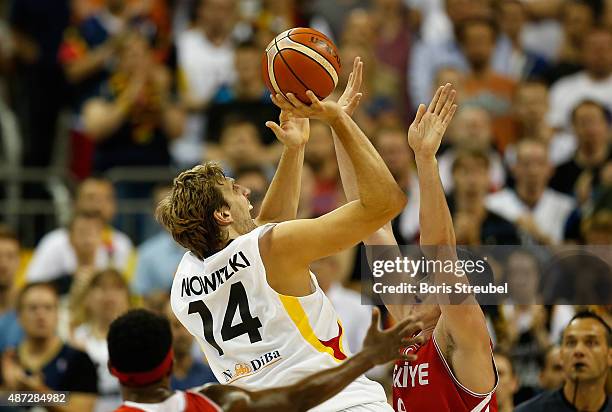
[222,350,282,382]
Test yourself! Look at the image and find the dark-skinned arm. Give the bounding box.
[201,309,423,412]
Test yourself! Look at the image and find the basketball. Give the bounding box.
[262,27,341,104]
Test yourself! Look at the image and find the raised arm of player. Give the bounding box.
[254,110,309,226]
[201,309,423,412]
[259,90,406,295]
[410,86,495,394]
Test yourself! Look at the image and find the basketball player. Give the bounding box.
[108,308,422,411]
[327,63,498,411]
[158,58,421,410]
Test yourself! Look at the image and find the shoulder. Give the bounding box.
[36,229,69,248]
[543,189,575,208]
[550,72,586,93]
[486,188,515,204]
[111,229,134,249]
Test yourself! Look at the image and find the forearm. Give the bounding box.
[256,145,305,224]
[330,112,404,212]
[64,44,113,83]
[84,84,139,140]
[416,157,455,246]
[333,131,359,202]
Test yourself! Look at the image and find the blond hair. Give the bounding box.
[156,163,229,260]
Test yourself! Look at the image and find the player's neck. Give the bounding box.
[563,377,607,411]
[122,384,174,404]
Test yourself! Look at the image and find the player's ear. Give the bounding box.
[214,207,234,226]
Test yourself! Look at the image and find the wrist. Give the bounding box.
[325,105,345,124]
[353,349,377,369]
[415,155,437,169]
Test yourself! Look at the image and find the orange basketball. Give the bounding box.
[262,27,341,104]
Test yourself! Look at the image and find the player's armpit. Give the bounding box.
[435,307,496,394]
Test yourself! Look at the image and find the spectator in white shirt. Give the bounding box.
[173,0,238,167]
[547,28,612,133]
[27,178,133,285]
[486,140,575,244]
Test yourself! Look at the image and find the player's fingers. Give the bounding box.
[306,90,323,108]
[401,353,418,362]
[412,104,427,127]
[265,121,283,138]
[354,60,363,92]
[439,89,456,119]
[286,93,308,110]
[398,321,424,339]
[347,72,354,90]
[401,334,425,347]
[272,93,294,112]
[428,86,443,113]
[443,104,458,128]
[345,93,362,114]
[434,83,451,115]
[369,307,381,331]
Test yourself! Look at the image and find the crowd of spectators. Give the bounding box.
[1,0,612,411]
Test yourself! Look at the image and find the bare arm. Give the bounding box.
[409,86,494,394]
[63,41,115,83]
[254,109,309,225]
[260,92,406,294]
[82,75,145,141]
[203,310,423,412]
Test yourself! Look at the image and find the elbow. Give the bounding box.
[381,188,407,219]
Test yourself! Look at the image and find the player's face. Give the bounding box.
[540,347,565,390]
[0,239,19,290]
[561,319,612,382]
[219,177,256,234]
[19,287,59,339]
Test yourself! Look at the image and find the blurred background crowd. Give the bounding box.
[0,0,611,411]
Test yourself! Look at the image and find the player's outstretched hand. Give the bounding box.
[271,91,343,123]
[361,308,423,365]
[265,102,310,149]
[337,56,363,116]
[408,83,457,162]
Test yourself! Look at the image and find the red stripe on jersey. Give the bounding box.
[318,321,347,361]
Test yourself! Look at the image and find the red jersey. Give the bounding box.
[115,390,222,412]
[392,335,498,412]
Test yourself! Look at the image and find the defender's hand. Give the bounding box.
[408,83,457,162]
[266,105,310,149]
[337,57,363,116]
[361,308,423,365]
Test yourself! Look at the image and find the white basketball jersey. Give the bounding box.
[171,224,387,411]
